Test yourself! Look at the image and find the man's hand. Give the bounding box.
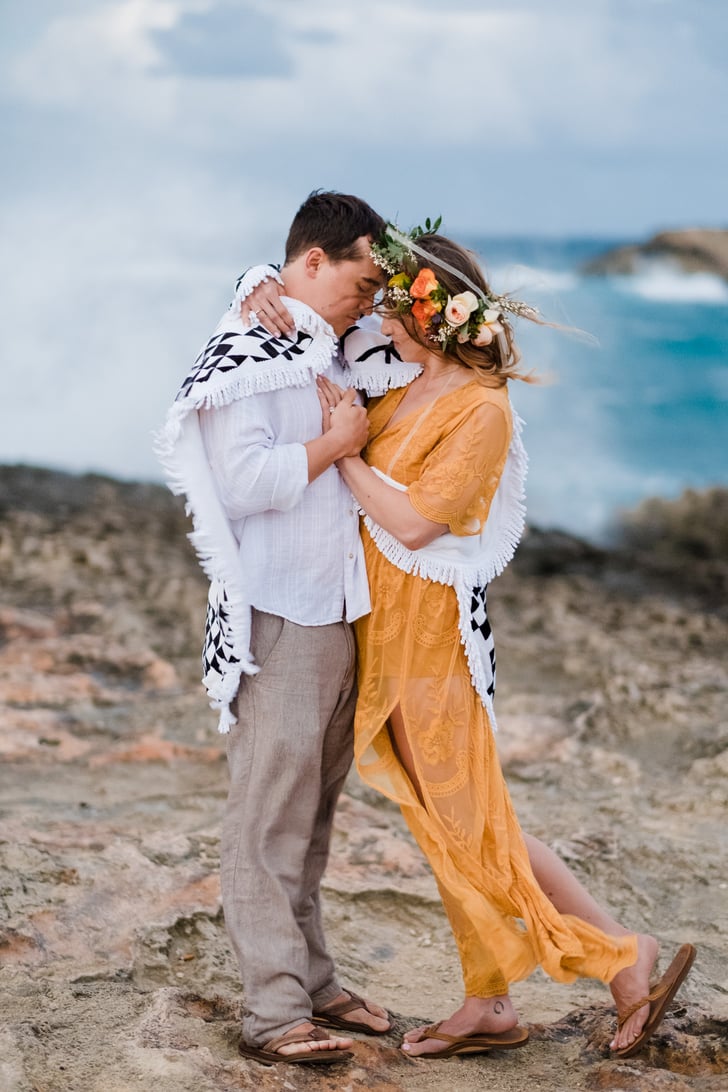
[241,279,295,337]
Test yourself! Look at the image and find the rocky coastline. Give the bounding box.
[1,465,726,1091]
[582,228,728,280]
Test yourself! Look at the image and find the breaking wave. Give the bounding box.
[612,264,728,304]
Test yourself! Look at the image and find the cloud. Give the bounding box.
[0,0,726,269]
[150,1,296,79]
[2,1,727,236]
[1,0,726,527]
[3,0,174,113]
[5,0,726,155]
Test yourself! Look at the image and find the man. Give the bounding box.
[157,192,391,1065]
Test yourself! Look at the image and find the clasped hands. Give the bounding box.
[241,279,367,459]
[317,376,368,459]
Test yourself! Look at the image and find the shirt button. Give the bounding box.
[348,552,354,559]
[348,509,354,516]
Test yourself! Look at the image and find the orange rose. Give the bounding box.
[411,298,439,329]
[409,267,439,299]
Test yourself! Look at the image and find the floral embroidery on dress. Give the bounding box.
[423,454,481,503]
[418,716,456,765]
[367,606,406,646]
[413,609,461,648]
[423,751,470,798]
[441,808,475,853]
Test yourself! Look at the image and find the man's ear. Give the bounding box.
[303,247,326,278]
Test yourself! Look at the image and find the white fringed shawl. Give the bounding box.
[155,279,419,732]
[341,314,422,393]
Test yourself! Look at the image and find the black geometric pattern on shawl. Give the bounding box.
[176,327,315,402]
[339,324,403,365]
[203,581,239,690]
[470,585,496,699]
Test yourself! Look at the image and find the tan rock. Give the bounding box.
[583,228,728,280]
[1,467,726,1092]
[326,793,438,900]
[88,732,223,766]
[0,605,58,640]
[0,708,91,761]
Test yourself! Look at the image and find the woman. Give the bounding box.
[314,226,694,1060]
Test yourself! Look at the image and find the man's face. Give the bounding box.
[311,237,385,335]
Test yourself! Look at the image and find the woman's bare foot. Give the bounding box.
[609,933,659,1051]
[401,995,519,1057]
[317,991,391,1033]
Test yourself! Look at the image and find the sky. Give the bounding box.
[1,0,727,504]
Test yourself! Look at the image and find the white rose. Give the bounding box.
[444,291,479,327]
[456,291,480,314]
[473,323,494,346]
[444,298,468,327]
[473,318,504,346]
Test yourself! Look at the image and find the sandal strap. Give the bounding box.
[421,1022,459,1045]
[264,1025,331,1054]
[617,982,666,1028]
[319,989,372,1019]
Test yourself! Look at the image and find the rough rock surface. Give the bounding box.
[581,228,728,280]
[1,466,727,1092]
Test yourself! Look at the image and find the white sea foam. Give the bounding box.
[612,262,728,304]
[488,264,579,295]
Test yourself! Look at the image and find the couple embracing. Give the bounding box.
[157,190,694,1068]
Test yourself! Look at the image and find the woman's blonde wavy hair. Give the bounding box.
[380,233,537,387]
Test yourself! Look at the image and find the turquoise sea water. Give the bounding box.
[2,235,726,543]
[466,237,728,539]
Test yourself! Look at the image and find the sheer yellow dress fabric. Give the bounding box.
[354,379,637,997]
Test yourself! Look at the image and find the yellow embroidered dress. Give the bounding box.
[354,379,637,997]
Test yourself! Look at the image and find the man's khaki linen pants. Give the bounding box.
[221,608,357,1046]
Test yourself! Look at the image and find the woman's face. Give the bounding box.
[380,314,431,365]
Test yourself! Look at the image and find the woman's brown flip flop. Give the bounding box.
[614,943,696,1059]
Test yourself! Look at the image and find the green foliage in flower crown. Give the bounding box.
[371,217,443,277]
[411,215,442,239]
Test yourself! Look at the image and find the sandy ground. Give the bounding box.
[0,468,726,1092]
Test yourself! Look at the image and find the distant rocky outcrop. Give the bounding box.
[582,228,728,280]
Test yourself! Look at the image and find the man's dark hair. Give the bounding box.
[284,190,386,264]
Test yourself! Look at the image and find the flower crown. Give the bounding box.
[371,219,538,350]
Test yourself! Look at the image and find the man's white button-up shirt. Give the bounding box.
[199,352,370,627]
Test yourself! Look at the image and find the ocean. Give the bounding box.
[467,236,728,539]
[4,236,727,543]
